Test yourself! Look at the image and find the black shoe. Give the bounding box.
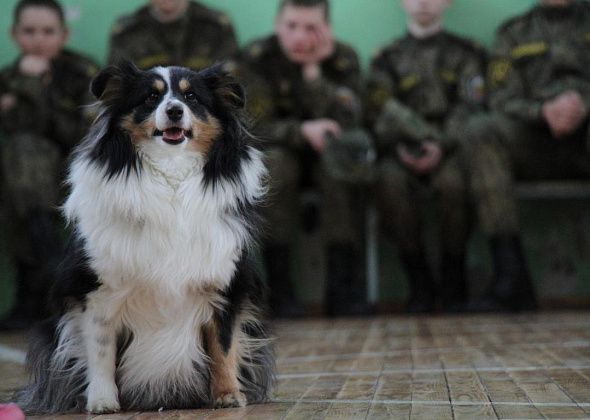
[469,235,537,312]
[401,251,436,314]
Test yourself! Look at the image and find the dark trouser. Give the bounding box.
[0,208,63,328]
[376,154,471,311]
[465,113,590,235]
[462,113,590,311]
[262,146,367,315]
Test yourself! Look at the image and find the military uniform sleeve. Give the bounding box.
[443,46,487,151]
[238,58,303,148]
[300,46,361,119]
[106,17,133,65]
[214,13,239,61]
[0,68,51,135]
[48,56,99,152]
[487,27,544,123]
[364,52,442,154]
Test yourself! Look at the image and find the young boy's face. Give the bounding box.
[402,0,451,27]
[275,4,329,64]
[12,6,68,60]
[150,0,189,16]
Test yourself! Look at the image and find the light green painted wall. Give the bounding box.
[0,0,538,70]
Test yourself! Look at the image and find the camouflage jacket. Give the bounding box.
[488,0,590,123]
[239,35,362,148]
[365,31,487,154]
[0,49,98,152]
[107,1,237,70]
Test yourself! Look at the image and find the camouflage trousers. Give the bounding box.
[263,146,364,246]
[465,113,590,235]
[376,153,471,257]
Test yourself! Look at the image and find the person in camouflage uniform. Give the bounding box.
[0,0,98,329]
[239,0,372,317]
[464,0,590,312]
[107,0,237,70]
[365,0,487,313]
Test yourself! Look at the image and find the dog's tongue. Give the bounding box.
[163,128,184,141]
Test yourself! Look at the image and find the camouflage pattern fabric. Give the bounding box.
[364,31,486,255]
[365,31,487,154]
[466,0,590,235]
[0,49,98,259]
[238,35,366,244]
[107,1,237,70]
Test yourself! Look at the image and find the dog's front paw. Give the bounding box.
[214,390,247,408]
[86,381,120,414]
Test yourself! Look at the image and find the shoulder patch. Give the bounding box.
[248,43,264,59]
[218,13,231,27]
[335,57,350,71]
[511,41,547,59]
[488,58,511,87]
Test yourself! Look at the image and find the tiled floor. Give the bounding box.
[2,312,590,419]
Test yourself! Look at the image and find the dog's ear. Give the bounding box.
[90,61,141,100]
[199,63,246,110]
[91,66,120,100]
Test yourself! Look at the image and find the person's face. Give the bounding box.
[402,0,451,27]
[540,0,573,7]
[275,4,328,64]
[12,6,68,59]
[150,0,189,15]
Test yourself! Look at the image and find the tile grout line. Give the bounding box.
[271,398,590,407]
[277,339,590,363]
[277,364,590,379]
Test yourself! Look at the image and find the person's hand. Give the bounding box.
[300,118,341,153]
[0,94,17,113]
[19,55,51,77]
[542,90,587,138]
[301,22,335,81]
[397,141,443,175]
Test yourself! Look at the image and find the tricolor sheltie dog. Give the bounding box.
[17,63,274,414]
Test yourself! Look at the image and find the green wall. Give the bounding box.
[0,0,538,69]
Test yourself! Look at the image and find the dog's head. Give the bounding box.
[85,62,249,181]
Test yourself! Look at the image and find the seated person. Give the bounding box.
[0,0,98,329]
[239,0,372,317]
[365,0,486,312]
[107,0,237,69]
[465,0,590,311]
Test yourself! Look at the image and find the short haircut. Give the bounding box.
[278,0,330,21]
[13,0,65,26]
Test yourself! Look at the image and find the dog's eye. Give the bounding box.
[184,91,197,102]
[146,92,160,105]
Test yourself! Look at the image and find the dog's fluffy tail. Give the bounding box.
[16,314,87,414]
[238,317,276,404]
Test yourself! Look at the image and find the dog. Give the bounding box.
[17,62,274,414]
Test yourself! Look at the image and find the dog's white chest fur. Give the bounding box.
[64,147,262,293]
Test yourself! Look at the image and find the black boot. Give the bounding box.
[401,251,436,314]
[0,211,61,331]
[439,253,468,313]
[325,245,373,317]
[0,263,48,331]
[470,235,537,312]
[264,245,305,318]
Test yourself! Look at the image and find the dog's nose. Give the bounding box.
[166,105,184,122]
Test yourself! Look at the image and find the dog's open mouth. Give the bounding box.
[154,128,193,145]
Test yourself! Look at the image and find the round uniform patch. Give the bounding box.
[467,75,486,104]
